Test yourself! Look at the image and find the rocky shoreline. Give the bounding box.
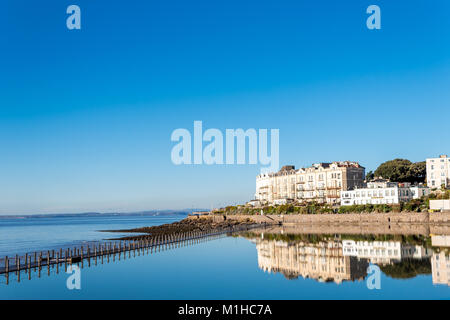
[104,216,260,240]
[103,211,450,241]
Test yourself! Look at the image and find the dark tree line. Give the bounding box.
[367,159,426,183]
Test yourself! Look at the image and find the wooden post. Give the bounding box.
[5,256,8,273]
[15,255,19,274]
[47,251,50,275]
[24,253,28,273]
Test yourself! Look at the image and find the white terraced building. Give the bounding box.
[426,154,450,189]
[340,180,430,206]
[255,161,365,205]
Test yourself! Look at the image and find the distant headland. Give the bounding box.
[0,209,208,220]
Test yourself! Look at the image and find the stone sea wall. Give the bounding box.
[189,212,450,235]
[196,212,450,224]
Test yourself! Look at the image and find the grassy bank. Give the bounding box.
[215,191,450,215]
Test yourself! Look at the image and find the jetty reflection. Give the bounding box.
[245,231,450,286]
[0,229,236,286]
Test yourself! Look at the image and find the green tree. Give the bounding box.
[379,259,431,279]
[408,161,426,183]
[374,159,426,183]
[366,170,375,181]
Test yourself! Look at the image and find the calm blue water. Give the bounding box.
[0,216,449,299]
[0,214,186,257]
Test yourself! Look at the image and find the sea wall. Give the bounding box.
[187,212,450,235]
[190,212,450,225]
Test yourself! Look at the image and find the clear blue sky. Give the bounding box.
[1,0,449,214]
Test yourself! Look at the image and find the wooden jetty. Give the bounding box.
[0,224,260,284]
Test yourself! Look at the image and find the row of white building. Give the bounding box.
[340,180,430,206]
[252,154,449,207]
[253,161,366,206]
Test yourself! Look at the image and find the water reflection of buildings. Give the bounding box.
[431,236,450,286]
[342,240,433,265]
[256,239,368,284]
[255,234,450,286]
